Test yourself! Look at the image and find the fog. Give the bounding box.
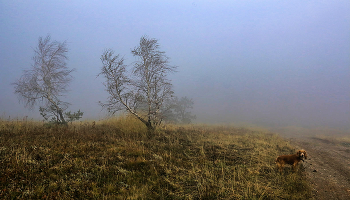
[1,1,349,130]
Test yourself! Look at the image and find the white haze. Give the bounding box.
[0,0,349,130]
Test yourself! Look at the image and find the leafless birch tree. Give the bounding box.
[13,35,82,124]
[99,36,177,131]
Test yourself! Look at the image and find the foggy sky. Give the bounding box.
[1,0,349,129]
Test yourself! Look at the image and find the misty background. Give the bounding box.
[1,1,349,129]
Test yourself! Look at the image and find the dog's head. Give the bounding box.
[297,150,307,160]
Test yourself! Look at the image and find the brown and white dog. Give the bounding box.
[276,150,307,173]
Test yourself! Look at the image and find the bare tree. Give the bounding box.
[99,36,177,131]
[13,35,82,124]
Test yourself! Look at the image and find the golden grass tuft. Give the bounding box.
[0,117,312,199]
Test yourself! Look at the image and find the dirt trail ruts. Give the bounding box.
[289,137,350,200]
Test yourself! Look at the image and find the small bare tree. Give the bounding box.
[13,35,82,124]
[99,36,177,131]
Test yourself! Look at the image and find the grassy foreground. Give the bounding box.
[0,116,311,199]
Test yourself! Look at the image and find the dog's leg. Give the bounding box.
[277,163,284,174]
[292,162,298,172]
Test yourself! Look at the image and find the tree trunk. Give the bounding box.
[58,109,67,125]
[145,121,155,138]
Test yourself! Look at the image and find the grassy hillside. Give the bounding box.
[0,116,311,199]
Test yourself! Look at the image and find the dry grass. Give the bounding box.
[0,116,311,199]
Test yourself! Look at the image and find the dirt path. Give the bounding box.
[289,137,350,200]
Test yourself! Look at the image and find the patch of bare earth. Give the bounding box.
[289,137,350,200]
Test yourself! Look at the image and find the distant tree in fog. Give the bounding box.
[13,35,83,124]
[99,35,181,132]
[163,97,196,124]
